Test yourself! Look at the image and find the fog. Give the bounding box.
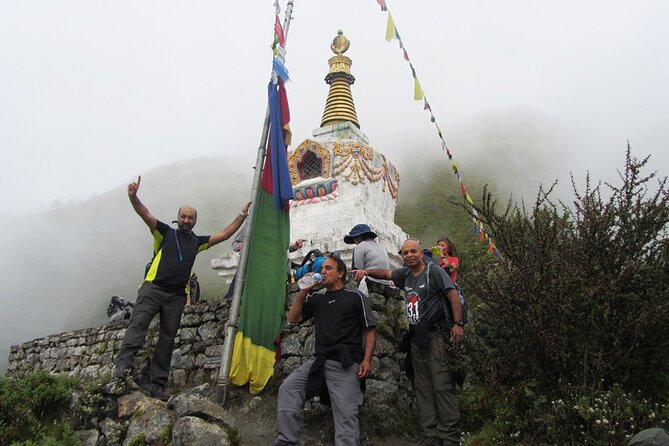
[1,1,668,369]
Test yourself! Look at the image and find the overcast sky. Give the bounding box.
[1,0,668,216]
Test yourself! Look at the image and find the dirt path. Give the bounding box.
[225,386,422,446]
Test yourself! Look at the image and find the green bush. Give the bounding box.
[72,376,114,428]
[0,371,77,445]
[461,146,669,443]
[9,422,78,446]
[466,383,669,446]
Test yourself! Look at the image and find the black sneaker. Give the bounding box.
[149,384,170,402]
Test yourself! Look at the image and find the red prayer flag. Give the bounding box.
[274,15,285,47]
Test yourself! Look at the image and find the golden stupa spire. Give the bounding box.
[320,30,360,129]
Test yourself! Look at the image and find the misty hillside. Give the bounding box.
[0,157,252,371]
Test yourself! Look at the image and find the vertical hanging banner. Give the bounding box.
[229,79,293,394]
[228,8,294,393]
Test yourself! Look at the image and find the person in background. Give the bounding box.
[112,176,250,401]
[436,237,459,283]
[354,239,463,446]
[344,223,390,285]
[276,255,377,446]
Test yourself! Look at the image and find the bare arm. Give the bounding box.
[287,288,309,324]
[446,288,464,344]
[353,268,392,282]
[207,202,252,248]
[358,327,377,378]
[288,239,304,252]
[441,257,459,272]
[128,176,157,232]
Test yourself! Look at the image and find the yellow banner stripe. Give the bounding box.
[229,331,277,394]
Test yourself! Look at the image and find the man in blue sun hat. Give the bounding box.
[344,224,390,284]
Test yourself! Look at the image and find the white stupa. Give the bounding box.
[212,31,408,282]
[287,30,407,268]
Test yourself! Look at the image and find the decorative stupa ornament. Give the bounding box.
[283,30,408,269]
[320,30,360,129]
[211,31,409,279]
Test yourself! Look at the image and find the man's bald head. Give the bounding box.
[400,238,423,270]
[176,206,197,233]
[177,206,197,219]
[400,238,421,252]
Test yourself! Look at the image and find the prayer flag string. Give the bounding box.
[374,0,500,259]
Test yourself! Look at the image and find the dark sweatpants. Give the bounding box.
[412,333,461,446]
[276,357,363,446]
[113,282,186,387]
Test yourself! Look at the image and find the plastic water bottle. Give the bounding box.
[297,273,323,289]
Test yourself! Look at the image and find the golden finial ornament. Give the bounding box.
[321,30,360,129]
[330,30,350,56]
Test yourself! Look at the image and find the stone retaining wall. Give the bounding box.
[7,279,412,407]
[7,299,231,389]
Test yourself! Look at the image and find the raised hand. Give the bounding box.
[128,176,141,198]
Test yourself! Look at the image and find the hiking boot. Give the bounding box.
[112,365,129,379]
[149,384,170,402]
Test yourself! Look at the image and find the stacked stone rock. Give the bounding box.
[6,276,417,444]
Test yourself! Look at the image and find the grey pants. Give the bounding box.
[276,357,363,446]
[113,282,186,387]
[412,334,461,446]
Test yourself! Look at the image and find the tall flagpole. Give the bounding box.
[215,0,295,405]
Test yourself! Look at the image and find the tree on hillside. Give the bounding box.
[463,145,669,443]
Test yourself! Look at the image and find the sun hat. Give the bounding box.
[344,224,378,244]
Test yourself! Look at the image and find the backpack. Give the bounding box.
[107,296,134,323]
[294,249,325,281]
[405,262,469,325]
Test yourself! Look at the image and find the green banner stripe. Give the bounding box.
[237,188,290,351]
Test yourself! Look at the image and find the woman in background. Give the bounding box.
[436,237,459,283]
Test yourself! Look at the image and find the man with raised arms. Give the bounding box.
[112,176,250,401]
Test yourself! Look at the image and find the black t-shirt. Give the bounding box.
[144,220,210,291]
[391,262,456,325]
[302,287,376,361]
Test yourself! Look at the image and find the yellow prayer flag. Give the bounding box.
[414,78,424,100]
[465,192,474,205]
[385,13,396,41]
